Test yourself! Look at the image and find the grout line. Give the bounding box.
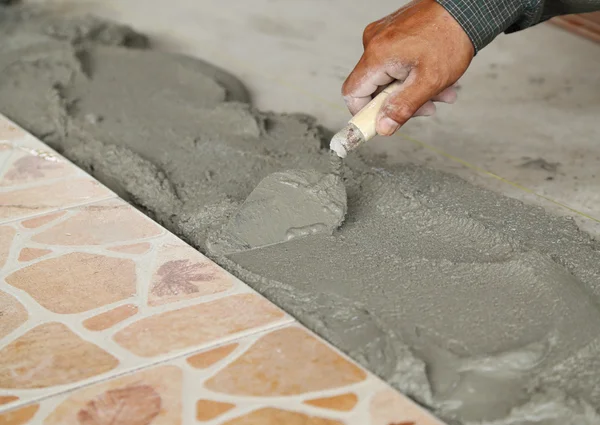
[0,318,295,414]
[0,193,117,227]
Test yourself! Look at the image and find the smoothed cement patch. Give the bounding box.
[1,5,600,424]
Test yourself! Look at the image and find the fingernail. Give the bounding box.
[378,117,400,136]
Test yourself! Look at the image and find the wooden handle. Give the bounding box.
[348,80,404,142]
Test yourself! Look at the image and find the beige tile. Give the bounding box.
[0,117,26,142]
[0,396,19,406]
[186,343,239,369]
[6,252,137,314]
[20,211,66,229]
[369,388,442,425]
[222,408,344,424]
[0,323,119,390]
[0,324,446,425]
[205,326,367,396]
[304,393,358,412]
[107,242,152,255]
[17,248,52,262]
[196,399,235,421]
[0,178,113,223]
[0,226,16,268]
[83,304,139,332]
[114,293,286,357]
[0,291,28,339]
[31,199,163,246]
[0,403,39,425]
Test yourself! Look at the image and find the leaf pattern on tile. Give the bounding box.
[44,365,182,425]
[0,323,118,389]
[0,225,16,268]
[2,154,67,186]
[222,408,343,425]
[31,200,162,246]
[205,327,367,396]
[151,259,216,297]
[77,385,162,425]
[6,253,136,314]
[0,178,112,221]
[0,290,28,339]
[147,236,233,306]
[0,403,39,425]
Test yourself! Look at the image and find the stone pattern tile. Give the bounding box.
[0,114,445,424]
[0,325,445,425]
[0,197,290,410]
[0,118,113,224]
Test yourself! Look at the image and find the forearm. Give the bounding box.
[435,0,600,52]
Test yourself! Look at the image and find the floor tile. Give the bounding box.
[0,120,114,224]
[0,197,292,412]
[0,115,27,143]
[0,324,445,425]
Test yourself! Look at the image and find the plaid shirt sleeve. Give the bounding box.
[435,0,600,53]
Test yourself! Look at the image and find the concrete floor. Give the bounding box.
[38,0,600,236]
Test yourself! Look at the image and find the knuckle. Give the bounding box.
[362,23,375,47]
[386,100,415,123]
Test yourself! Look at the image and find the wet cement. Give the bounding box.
[2,5,600,424]
[208,166,347,255]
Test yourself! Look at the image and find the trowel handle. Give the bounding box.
[348,80,404,142]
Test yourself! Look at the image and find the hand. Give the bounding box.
[342,0,474,136]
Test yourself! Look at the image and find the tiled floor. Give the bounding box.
[0,114,444,424]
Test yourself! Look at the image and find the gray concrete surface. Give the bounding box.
[32,0,600,236]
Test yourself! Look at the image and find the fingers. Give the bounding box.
[342,58,409,115]
[411,86,458,117]
[413,101,436,117]
[432,86,457,104]
[376,72,437,135]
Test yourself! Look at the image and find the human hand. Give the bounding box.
[342,0,474,136]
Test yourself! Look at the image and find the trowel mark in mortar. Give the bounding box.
[208,169,347,255]
[414,327,555,422]
[465,388,600,425]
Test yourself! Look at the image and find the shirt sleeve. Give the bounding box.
[435,0,600,53]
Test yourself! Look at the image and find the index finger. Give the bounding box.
[342,55,398,115]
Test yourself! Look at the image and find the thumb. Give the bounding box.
[376,74,438,136]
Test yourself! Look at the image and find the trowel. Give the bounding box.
[207,162,347,256]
